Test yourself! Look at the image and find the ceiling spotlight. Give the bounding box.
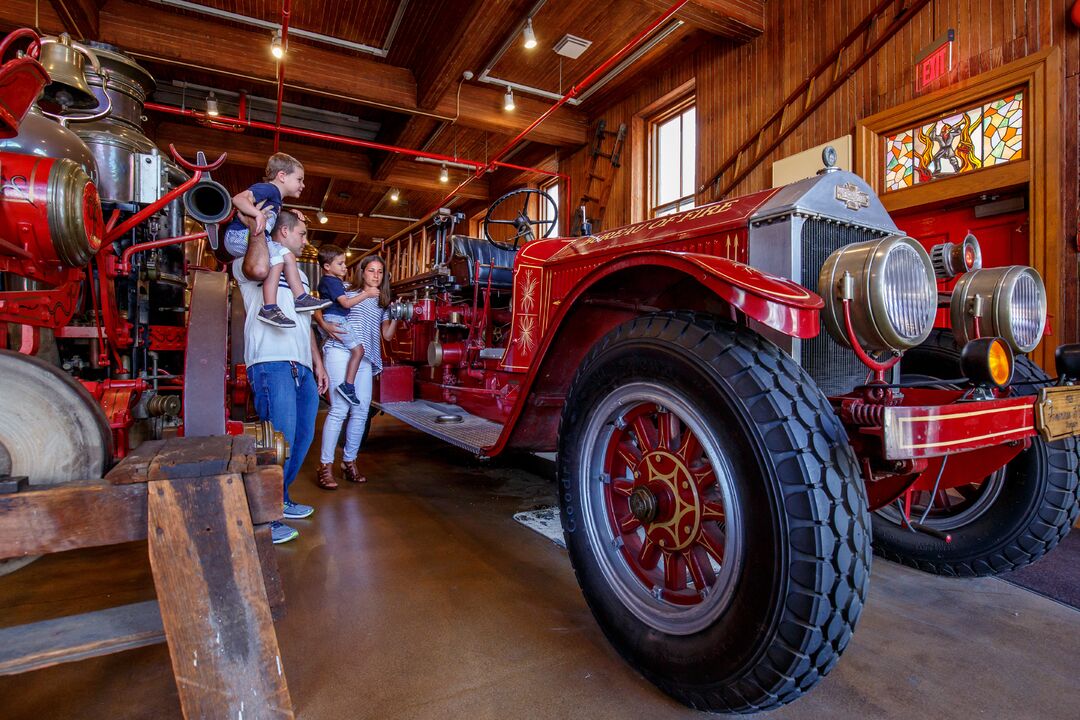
[439,164,449,183]
[345,250,352,257]
[316,210,328,224]
[271,29,284,59]
[389,188,400,203]
[522,18,537,49]
[504,86,515,111]
[205,91,219,116]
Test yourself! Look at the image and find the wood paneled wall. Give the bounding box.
[564,0,1079,343]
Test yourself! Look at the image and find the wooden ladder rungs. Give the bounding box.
[0,600,165,676]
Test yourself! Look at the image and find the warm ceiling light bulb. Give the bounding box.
[522,18,537,49]
[205,91,219,116]
[439,164,449,183]
[271,29,284,59]
[316,210,328,224]
[389,188,400,203]
[504,86,515,111]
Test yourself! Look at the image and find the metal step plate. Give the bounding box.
[375,400,503,455]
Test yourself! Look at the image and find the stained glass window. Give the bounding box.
[883,91,1023,192]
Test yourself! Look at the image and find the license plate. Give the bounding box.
[1035,385,1080,442]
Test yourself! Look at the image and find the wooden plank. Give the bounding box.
[639,0,764,41]
[433,83,588,149]
[253,525,286,622]
[47,0,99,38]
[106,439,166,485]
[0,471,281,559]
[0,601,164,676]
[148,474,293,719]
[147,436,256,481]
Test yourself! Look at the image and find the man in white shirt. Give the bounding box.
[235,209,328,544]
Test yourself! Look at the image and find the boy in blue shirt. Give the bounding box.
[316,244,378,404]
[224,152,329,327]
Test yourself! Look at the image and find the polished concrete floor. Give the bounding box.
[2,414,1079,719]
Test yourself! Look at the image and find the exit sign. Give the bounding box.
[915,30,954,93]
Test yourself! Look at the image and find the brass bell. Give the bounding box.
[38,33,99,110]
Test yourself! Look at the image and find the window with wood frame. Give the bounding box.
[649,96,696,218]
[539,178,560,234]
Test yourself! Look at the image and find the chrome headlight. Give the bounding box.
[950,266,1046,354]
[819,235,937,353]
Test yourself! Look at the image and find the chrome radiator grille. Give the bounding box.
[799,219,889,397]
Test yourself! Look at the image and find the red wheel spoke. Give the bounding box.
[687,546,717,590]
[676,429,702,464]
[631,414,658,452]
[693,463,716,491]
[615,440,642,471]
[638,538,661,570]
[618,512,641,533]
[612,479,635,497]
[663,553,687,591]
[701,501,725,522]
[657,411,679,450]
[697,525,726,564]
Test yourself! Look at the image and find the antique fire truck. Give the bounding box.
[0,30,274,546]
[369,157,1080,710]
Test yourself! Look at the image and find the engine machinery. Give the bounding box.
[0,29,273,491]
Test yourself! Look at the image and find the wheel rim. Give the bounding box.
[877,468,1007,531]
[577,382,744,635]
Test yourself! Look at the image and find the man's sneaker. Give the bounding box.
[294,293,331,313]
[270,520,299,544]
[257,304,295,328]
[283,500,314,519]
[337,383,361,405]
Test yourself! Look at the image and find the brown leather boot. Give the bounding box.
[342,459,367,483]
[315,462,339,490]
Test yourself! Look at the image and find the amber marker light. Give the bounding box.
[961,337,1014,389]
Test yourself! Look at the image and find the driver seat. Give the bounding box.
[449,235,516,290]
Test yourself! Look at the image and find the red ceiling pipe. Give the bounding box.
[145,102,489,168]
[273,0,292,152]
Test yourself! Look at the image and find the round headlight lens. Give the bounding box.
[819,234,937,354]
[950,266,1046,354]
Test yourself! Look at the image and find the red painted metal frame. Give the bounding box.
[0,29,47,137]
[881,394,1035,460]
[80,378,150,458]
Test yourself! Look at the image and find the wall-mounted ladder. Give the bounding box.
[699,0,931,201]
[576,119,627,235]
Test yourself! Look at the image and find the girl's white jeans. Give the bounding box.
[320,343,372,464]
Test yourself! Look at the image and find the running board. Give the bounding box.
[374,400,503,455]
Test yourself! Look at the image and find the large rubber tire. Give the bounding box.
[558,313,871,713]
[873,329,1080,576]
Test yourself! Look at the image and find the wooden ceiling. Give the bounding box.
[0,0,763,248]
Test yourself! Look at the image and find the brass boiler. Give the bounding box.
[74,42,185,216]
[0,105,98,179]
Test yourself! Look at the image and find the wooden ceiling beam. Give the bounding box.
[639,0,764,41]
[304,212,410,238]
[47,0,99,39]
[152,121,491,199]
[96,0,586,147]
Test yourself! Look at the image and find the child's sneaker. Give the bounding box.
[257,304,295,328]
[294,293,331,312]
[337,382,361,405]
[283,500,314,519]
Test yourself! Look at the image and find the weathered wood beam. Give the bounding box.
[0,0,66,34]
[47,0,99,39]
[639,0,764,41]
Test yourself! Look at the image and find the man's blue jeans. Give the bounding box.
[248,361,318,503]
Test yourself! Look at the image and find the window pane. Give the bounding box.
[541,181,560,232]
[656,116,681,206]
[681,107,696,197]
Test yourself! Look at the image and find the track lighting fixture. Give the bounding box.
[504,86,515,111]
[439,164,449,183]
[523,18,537,49]
[205,91,219,116]
[271,29,284,59]
[389,188,400,203]
[316,210,328,224]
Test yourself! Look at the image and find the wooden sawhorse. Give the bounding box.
[0,435,294,719]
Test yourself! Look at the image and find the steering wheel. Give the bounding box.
[482,188,558,251]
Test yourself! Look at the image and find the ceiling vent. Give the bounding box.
[553,34,592,59]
